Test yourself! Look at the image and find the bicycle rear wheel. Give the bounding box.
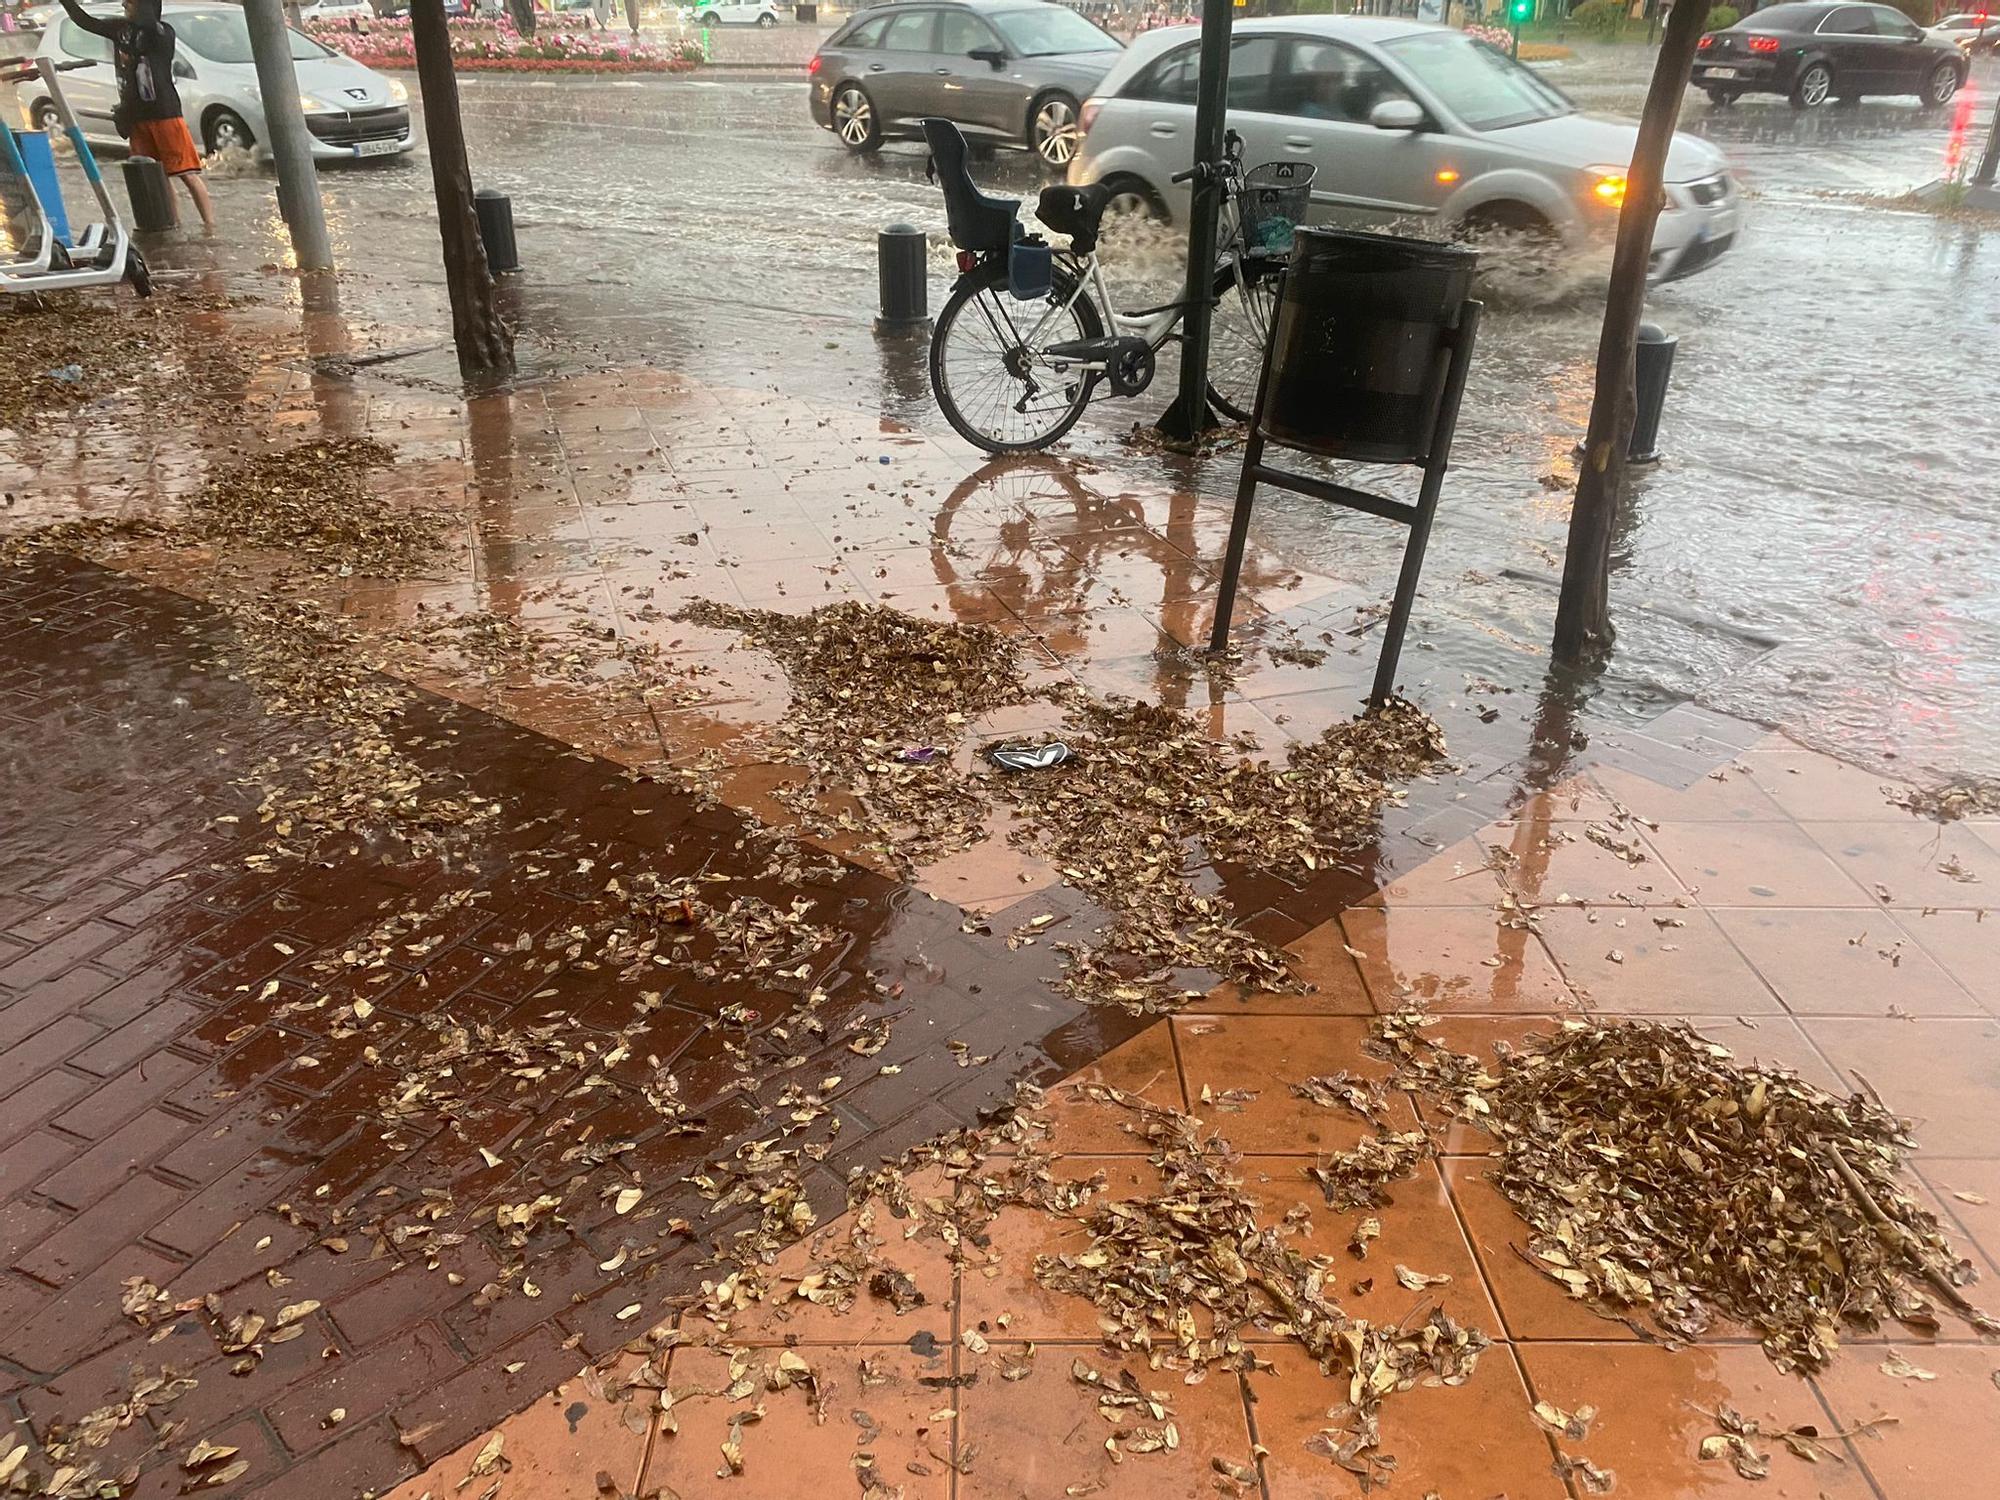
[1206,256,1284,423]
[930,262,1103,454]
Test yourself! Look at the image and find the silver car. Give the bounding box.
[809,0,1122,169]
[21,2,414,161]
[1069,16,1742,281]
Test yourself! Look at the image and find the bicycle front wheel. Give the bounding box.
[1206,256,1284,424]
[930,263,1103,454]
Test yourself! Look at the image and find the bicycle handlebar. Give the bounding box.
[1172,127,1249,186]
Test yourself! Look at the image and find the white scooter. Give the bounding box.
[0,56,151,297]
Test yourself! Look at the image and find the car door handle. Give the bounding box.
[868,63,886,72]
[1284,136,1313,149]
[935,67,951,75]
[1149,122,1177,136]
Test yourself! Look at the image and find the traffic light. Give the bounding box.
[1509,0,1534,21]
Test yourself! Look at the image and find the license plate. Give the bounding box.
[1705,67,1740,79]
[352,137,404,157]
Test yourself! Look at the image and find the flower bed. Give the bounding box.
[302,15,704,72]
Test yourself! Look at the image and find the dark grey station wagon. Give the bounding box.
[808,0,1122,169]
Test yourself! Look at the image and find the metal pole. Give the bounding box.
[1154,0,1232,442]
[242,0,332,270]
[1975,90,2000,187]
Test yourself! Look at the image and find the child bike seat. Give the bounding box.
[921,117,1020,253]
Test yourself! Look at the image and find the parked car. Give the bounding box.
[1928,10,2000,52]
[1693,2,1967,109]
[19,3,415,160]
[298,0,375,21]
[1069,17,1740,282]
[687,0,784,26]
[809,0,1123,169]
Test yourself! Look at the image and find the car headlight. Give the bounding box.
[1587,168,1628,209]
[387,78,408,104]
[298,92,327,114]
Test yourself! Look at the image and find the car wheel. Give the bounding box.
[1790,62,1832,109]
[757,11,774,24]
[1102,176,1166,223]
[1704,88,1736,107]
[1029,92,1080,171]
[832,84,881,154]
[697,10,717,25]
[204,108,254,153]
[1922,62,1960,107]
[30,97,62,131]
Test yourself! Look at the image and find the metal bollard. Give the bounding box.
[1629,322,1678,465]
[474,188,520,273]
[121,156,175,234]
[875,222,928,337]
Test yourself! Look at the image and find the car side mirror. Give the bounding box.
[968,45,1005,69]
[1369,98,1425,131]
[172,57,194,79]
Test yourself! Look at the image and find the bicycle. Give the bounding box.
[920,117,1312,454]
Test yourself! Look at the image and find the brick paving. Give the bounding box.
[6,285,1998,1496]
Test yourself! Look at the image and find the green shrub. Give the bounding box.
[1568,0,1626,34]
[1706,4,1741,28]
[1877,0,1935,25]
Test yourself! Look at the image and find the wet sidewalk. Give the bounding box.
[2,280,1997,1499]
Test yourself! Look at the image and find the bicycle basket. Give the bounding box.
[1237,162,1316,254]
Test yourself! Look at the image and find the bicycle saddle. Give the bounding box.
[1035,183,1112,256]
[921,118,1020,253]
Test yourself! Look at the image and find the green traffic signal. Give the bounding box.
[1509,0,1533,19]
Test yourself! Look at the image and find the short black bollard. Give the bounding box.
[121,156,175,234]
[1629,321,1678,465]
[875,222,928,337]
[474,188,520,273]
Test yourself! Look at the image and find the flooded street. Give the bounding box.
[171,57,2000,780]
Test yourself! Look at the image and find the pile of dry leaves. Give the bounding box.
[1372,1013,1994,1369]
[0,291,248,432]
[990,696,1446,1011]
[674,598,1040,870]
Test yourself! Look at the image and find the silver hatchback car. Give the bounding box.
[1069,16,1742,281]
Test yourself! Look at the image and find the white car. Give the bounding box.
[686,0,784,27]
[1069,17,1741,281]
[1929,11,2000,50]
[20,2,415,161]
[299,0,377,20]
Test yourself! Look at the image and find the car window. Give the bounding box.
[989,6,1117,56]
[1379,30,1571,130]
[1819,6,1875,32]
[59,17,113,63]
[879,9,937,51]
[843,14,891,47]
[1743,3,1829,26]
[1276,38,1413,123]
[1871,7,1921,36]
[1226,36,1282,111]
[176,10,332,62]
[938,9,999,54]
[1125,41,1198,104]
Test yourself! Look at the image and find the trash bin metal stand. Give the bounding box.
[1207,298,1482,710]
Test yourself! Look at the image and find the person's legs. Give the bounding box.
[178,171,215,232]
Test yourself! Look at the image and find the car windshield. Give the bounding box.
[175,10,332,63]
[1379,31,1572,131]
[1731,3,1823,27]
[990,6,1118,55]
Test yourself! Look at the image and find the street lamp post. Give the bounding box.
[1154,0,1234,443]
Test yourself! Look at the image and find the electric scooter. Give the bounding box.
[0,56,151,297]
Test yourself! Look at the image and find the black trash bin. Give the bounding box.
[122,156,176,234]
[795,2,817,19]
[474,188,519,273]
[1260,227,1477,465]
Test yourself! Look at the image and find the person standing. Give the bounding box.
[53,0,216,231]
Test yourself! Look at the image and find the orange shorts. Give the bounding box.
[127,116,203,177]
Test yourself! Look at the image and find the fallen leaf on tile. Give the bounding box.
[1531,1400,1596,1440]
[1880,1351,1936,1381]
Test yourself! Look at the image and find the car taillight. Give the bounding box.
[1748,34,1780,53]
[1079,98,1101,135]
[1697,33,1714,48]
[807,54,822,74]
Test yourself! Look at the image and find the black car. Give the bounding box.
[807,0,1122,169]
[1694,2,1967,109]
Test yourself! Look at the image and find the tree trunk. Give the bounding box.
[1549,0,1705,665]
[505,0,536,38]
[410,0,515,377]
[1975,87,2000,186]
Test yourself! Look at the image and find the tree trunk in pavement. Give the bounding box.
[1550,0,1706,664]
[505,0,536,37]
[410,0,515,377]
